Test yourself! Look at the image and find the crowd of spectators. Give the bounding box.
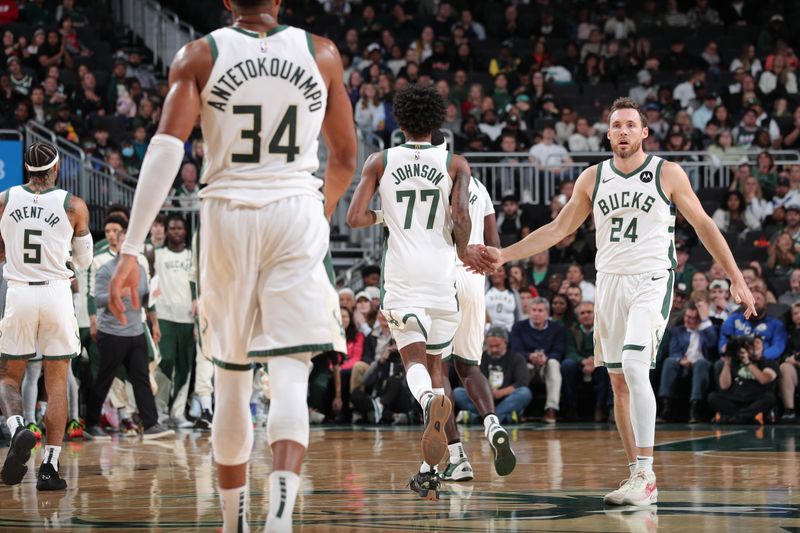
[2,0,800,432]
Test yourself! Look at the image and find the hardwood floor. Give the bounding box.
[1,423,798,531]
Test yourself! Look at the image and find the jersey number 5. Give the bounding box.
[23,229,42,264]
[232,105,300,164]
[396,189,440,230]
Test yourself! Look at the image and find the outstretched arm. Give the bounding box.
[347,152,382,229]
[664,161,756,318]
[450,154,472,260]
[469,165,596,272]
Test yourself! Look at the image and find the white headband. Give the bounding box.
[25,153,59,172]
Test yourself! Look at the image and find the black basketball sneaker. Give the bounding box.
[1,425,37,485]
[408,470,441,500]
[37,462,67,491]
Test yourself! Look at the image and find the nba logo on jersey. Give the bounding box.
[414,150,420,160]
[259,40,268,53]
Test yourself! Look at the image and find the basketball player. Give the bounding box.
[0,142,93,490]
[466,97,756,506]
[347,85,492,499]
[428,133,516,482]
[108,1,357,531]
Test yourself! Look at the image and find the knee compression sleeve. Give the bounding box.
[622,358,656,448]
[212,368,255,466]
[266,355,311,448]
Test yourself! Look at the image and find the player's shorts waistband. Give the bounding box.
[7,279,71,287]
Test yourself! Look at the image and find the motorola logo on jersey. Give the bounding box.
[640,171,653,183]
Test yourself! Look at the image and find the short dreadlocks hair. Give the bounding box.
[24,141,59,182]
[392,84,446,138]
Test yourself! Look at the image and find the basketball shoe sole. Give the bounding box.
[421,394,451,466]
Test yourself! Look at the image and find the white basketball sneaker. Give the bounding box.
[621,469,658,506]
[440,458,474,482]
[604,475,634,505]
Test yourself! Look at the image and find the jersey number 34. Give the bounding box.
[232,105,299,164]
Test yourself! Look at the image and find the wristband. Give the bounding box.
[372,210,384,225]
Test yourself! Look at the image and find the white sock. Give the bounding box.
[219,485,249,533]
[419,461,432,473]
[406,363,433,408]
[42,445,61,471]
[636,456,654,473]
[448,442,466,464]
[432,387,445,396]
[199,395,213,412]
[628,462,637,475]
[483,413,500,439]
[266,471,300,533]
[6,415,24,435]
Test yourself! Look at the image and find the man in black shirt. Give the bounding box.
[453,327,532,423]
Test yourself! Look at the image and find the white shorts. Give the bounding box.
[199,196,345,371]
[0,280,80,360]
[382,307,460,356]
[446,266,485,365]
[594,270,674,373]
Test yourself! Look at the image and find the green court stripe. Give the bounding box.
[0,352,37,360]
[654,158,669,205]
[248,343,333,357]
[622,344,645,352]
[402,313,428,340]
[204,34,218,64]
[443,353,479,366]
[305,31,315,58]
[212,357,252,371]
[591,161,602,205]
[661,270,674,320]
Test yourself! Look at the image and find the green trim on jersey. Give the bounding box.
[381,149,388,169]
[400,143,436,150]
[230,24,288,38]
[205,34,218,64]
[305,31,316,59]
[402,313,428,340]
[609,154,653,179]
[21,185,57,195]
[661,270,674,319]
[443,353,480,366]
[622,344,645,352]
[62,191,71,210]
[248,343,334,357]
[446,151,453,169]
[426,337,453,351]
[379,228,388,306]
[591,161,603,204]
[654,158,669,205]
[668,226,675,233]
[1,188,8,207]
[213,357,252,371]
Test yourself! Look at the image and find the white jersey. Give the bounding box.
[154,247,193,324]
[593,154,676,275]
[456,177,495,266]
[199,25,327,207]
[379,142,457,311]
[0,185,72,282]
[485,287,519,331]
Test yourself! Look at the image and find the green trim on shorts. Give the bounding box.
[379,228,388,307]
[603,361,656,369]
[622,344,645,352]
[42,353,78,360]
[323,251,335,285]
[402,313,428,340]
[212,357,253,371]
[426,337,453,351]
[654,158,669,205]
[443,353,480,366]
[0,352,37,360]
[668,241,677,269]
[591,161,603,205]
[248,343,334,357]
[661,270,674,320]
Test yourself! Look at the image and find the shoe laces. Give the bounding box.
[627,470,651,491]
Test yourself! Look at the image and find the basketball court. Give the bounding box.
[2,423,797,531]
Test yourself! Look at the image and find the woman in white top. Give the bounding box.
[409,26,434,64]
[354,83,386,135]
[758,53,799,97]
[485,267,522,332]
[740,174,774,224]
[729,43,763,77]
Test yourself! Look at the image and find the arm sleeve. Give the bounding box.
[71,233,93,269]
